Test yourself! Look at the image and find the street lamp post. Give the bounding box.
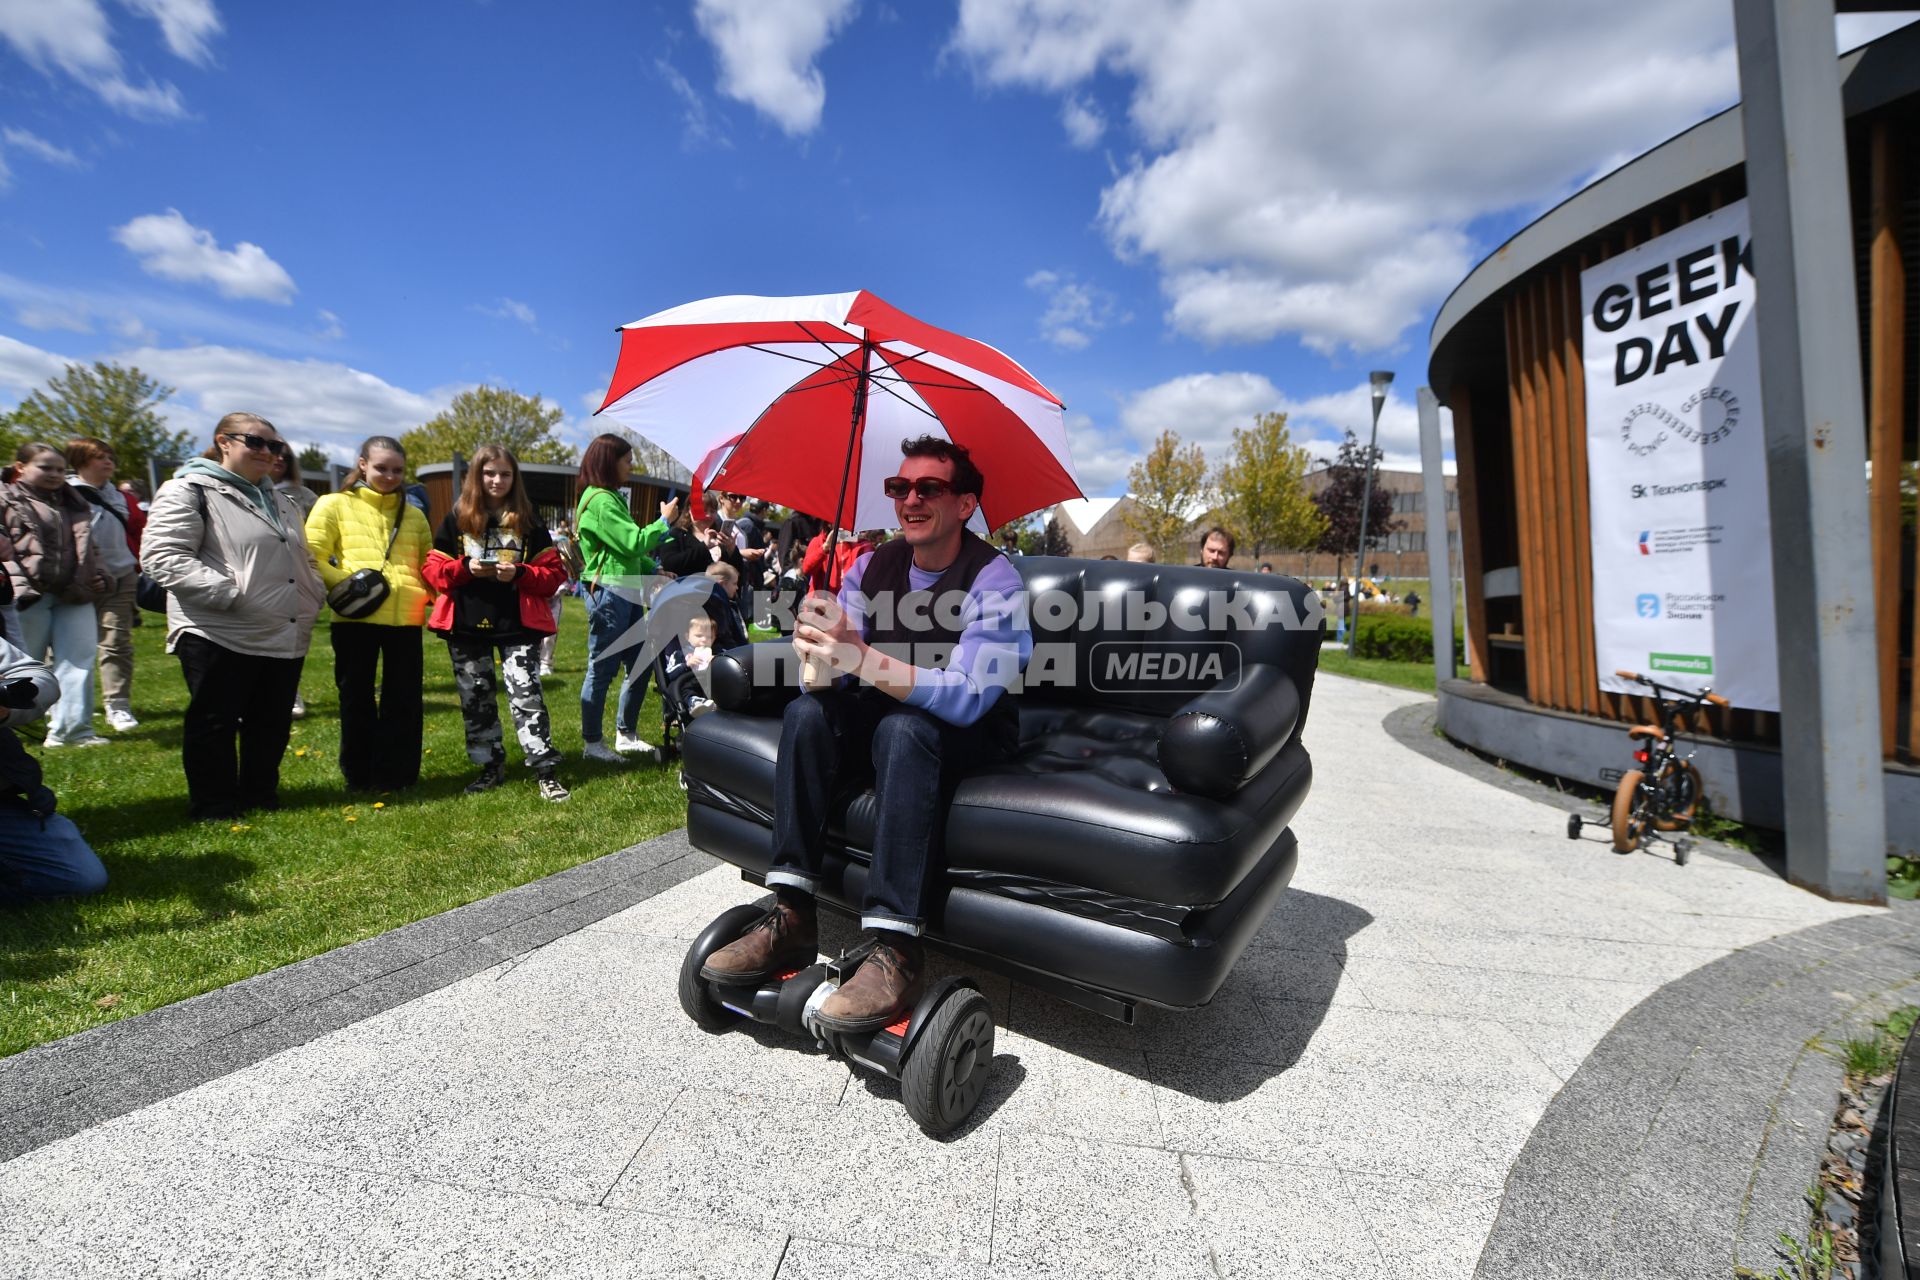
[1348,370,1394,656]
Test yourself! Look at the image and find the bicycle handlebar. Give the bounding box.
[1614,669,1729,710]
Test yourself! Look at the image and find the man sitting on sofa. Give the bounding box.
[700,436,1032,1031]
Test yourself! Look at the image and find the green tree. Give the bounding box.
[1037,516,1072,557]
[401,385,576,476]
[2,362,191,483]
[1124,429,1209,563]
[1215,411,1328,558]
[296,443,329,474]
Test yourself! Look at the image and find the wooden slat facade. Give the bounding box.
[1469,101,1919,758]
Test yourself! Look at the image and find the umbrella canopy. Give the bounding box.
[594,291,1082,534]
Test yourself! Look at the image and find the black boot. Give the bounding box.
[464,760,506,794]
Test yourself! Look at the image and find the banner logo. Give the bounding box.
[1635,594,1660,619]
[1650,652,1713,675]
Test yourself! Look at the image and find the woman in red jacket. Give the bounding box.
[422,445,570,802]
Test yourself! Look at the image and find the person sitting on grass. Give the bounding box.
[423,444,571,803]
[0,632,106,906]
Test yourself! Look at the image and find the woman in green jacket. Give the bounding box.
[574,434,676,764]
[306,435,432,791]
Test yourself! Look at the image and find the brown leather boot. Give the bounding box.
[816,933,924,1032]
[699,896,818,983]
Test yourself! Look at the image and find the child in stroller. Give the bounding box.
[650,566,749,757]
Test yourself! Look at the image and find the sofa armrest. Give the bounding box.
[1158,662,1301,798]
[709,641,805,716]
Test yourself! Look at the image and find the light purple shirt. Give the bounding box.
[838,549,1031,727]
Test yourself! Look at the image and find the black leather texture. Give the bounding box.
[1158,662,1302,798]
[689,800,1300,1009]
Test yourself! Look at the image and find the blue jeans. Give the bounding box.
[579,585,652,743]
[767,688,1013,935]
[0,806,106,905]
[18,598,97,740]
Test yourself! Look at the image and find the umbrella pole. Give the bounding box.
[803,338,872,690]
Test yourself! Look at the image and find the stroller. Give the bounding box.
[647,576,749,759]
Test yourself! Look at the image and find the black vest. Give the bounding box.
[858,531,1018,734]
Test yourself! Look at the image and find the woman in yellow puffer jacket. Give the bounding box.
[306,435,432,791]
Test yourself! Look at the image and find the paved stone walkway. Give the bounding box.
[0,675,1895,1278]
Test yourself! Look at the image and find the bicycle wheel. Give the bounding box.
[1654,761,1702,831]
[1612,769,1648,853]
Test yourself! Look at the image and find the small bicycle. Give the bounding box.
[1567,669,1727,865]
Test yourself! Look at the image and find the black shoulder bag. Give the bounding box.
[327,503,404,619]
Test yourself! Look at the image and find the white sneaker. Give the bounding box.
[582,741,626,764]
[45,732,108,749]
[614,732,662,761]
[105,707,140,732]
[291,695,306,720]
[537,663,554,677]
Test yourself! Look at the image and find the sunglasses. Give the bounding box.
[221,432,287,456]
[883,477,956,501]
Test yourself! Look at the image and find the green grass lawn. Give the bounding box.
[1,601,688,1059]
[1314,647,1442,694]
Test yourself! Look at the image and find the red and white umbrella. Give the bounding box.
[594,291,1082,536]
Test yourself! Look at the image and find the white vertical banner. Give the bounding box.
[1581,199,1779,711]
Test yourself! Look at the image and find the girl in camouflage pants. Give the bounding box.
[422,446,570,802]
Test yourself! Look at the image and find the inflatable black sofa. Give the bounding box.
[678,556,1322,1021]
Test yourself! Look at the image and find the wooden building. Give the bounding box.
[1426,22,1918,845]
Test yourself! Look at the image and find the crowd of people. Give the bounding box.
[0,412,1308,920]
[0,420,809,907]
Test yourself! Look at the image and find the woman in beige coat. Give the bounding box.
[143,414,326,820]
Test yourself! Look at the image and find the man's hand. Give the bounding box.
[791,591,866,678]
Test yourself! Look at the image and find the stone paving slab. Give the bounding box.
[0,675,1889,1278]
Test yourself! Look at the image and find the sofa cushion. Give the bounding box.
[679,700,1313,910]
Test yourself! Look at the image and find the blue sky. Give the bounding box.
[1,2,1912,497]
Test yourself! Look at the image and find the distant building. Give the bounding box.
[1051,468,1458,579]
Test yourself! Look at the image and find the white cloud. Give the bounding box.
[1062,409,1131,495]
[0,0,209,120]
[0,329,475,464]
[112,210,297,304]
[0,271,318,352]
[0,332,76,404]
[1060,95,1103,148]
[2,127,83,170]
[1025,268,1126,350]
[474,297,537,329]
[111,313,156,343]
[1091,370,1430,490]
[121,0,222,66]
[1836,13,1916,51]
[694,0,859,136]
[656,56,731,149]
[123,343,453,456]
[315,309,344,340]
[15,304,92,334]
[952,0,1744,354]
